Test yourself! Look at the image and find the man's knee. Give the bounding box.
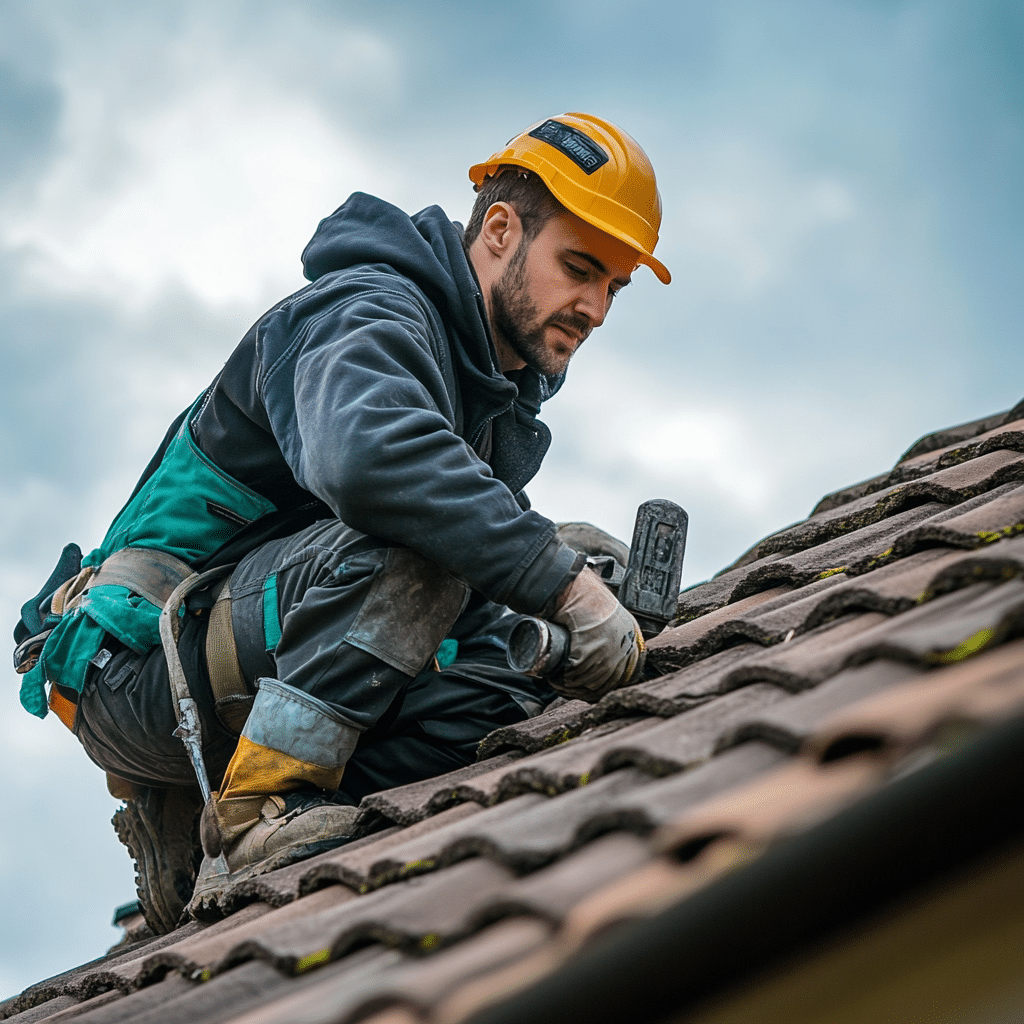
[227,528,471,728]
[344,545,469,677]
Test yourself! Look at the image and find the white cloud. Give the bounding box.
[3,78,395,308]
[542,346,773,507]
[526,343,782,583]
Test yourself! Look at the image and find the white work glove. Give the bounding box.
[549,568,645,702]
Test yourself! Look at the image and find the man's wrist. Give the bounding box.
[540,550,588,619]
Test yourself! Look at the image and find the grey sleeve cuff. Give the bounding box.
[505,538,585,617]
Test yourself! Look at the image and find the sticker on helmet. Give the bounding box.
[528,120,609,175]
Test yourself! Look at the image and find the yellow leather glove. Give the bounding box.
[549,568,645,702]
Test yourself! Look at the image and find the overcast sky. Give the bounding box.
[1,0,1022,997]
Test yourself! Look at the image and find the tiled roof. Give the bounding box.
[5,400,1024,1024]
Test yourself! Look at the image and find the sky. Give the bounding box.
[1,0,1022,998]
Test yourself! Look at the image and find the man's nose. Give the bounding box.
[574,283,608,329]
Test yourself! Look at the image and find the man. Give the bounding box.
[14,112,671,926]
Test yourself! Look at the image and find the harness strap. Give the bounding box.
[41,548,253,739]
[84,547,194,609]
[50,547,195,619]
[204,582,254,733]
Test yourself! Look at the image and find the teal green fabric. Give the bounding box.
[20,396,278,719]
[97,397,276,565]
[436,638,459,669]
[263,574,282,652]
[20,611,106,718]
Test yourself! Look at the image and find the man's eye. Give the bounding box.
[565,263,587,278]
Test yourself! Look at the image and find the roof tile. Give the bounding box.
[367,775,649,878]
[482,833,652,922]
[729,661,924,751]
[0,995,80,1023]
[455,718,657,802]
[735,448,1024,573]
[106,960,295,1024]
[811,411,1022,516]
[590,643,766,719]
[556,837,757,957]
[896,409,1012,464]
[900,417,1024,477]
[806,637,1024,762]
[61,971,197,1022]
[188,829,406,921]
[875,481,1024,555]
[298,803,489,894]
[923,533,1024,593]
[602,741,788,828]
[591,684,791,772]
[140,887,355,981]
[360,752,524,825]
[648,585,793,669]
[18,903,270,1003]
[216,946,406,1024]
[726,612,891,690]
[357,1009,423,1024]
[358,918,551,1020]
[352,795,547,887]
[652,754,885,857]
[476,699,591,759]
[227,857,514,971]
[685,502,948,615]
[868,577,1024,664]
[716,577,1024,691]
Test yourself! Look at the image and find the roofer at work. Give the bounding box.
[13,113,671,920]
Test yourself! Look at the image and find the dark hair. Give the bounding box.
[463,167,562,247]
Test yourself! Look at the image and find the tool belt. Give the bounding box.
[29,547,253,734]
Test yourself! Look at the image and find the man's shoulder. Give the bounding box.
[281,262,445,328]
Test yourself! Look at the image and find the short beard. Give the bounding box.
[489,241,589,376]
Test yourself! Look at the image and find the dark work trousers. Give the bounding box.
[74,519,554,803]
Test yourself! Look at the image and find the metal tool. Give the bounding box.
[159,565,235,871]
[508,499,688,677]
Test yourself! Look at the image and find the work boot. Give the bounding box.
[110,782,204,934]
[189,678,361,918]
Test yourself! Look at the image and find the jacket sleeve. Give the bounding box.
[258,274,578,615]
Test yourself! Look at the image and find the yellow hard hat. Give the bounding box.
[469,112,671,285]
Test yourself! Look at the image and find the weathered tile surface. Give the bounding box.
[456,717,655,802]
[298,802,489,895]
[653,755,885,856]
[476,699,591,759]
[360,752,524,825]
[678,502,949,618]
[590,643,767,719]
[729,661,925,751]
[806,637,1024,762]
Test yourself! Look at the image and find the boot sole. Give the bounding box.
[112,787,203,934]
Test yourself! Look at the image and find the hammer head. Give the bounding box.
[619,499,688,638]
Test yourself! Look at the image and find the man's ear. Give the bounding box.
[480,201,522,259]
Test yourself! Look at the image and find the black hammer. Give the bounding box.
[507,499,688,677]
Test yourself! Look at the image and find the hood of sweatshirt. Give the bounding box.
[301,192,564,455]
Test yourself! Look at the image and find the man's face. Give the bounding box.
[489,208,637,376]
